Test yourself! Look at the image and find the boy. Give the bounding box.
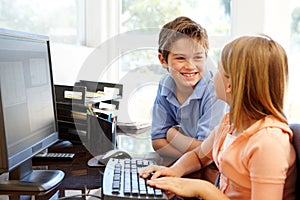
[151,16,227,161]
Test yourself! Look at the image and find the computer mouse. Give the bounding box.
[50,139,73,149]
[97,149,132,165]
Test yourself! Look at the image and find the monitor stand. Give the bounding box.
[0,159,64,192]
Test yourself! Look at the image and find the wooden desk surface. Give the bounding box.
[25,144,102,199]
[0,144,103,200]
[0,128,218,199]
[29,129,154,199]
[8,129,153,199]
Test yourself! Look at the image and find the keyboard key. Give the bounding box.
[155,188,163,196]
[147,185,155,195]
[112,181,120,189]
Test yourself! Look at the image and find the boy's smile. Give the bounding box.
[181,72,198,77]
[178,71,200,84]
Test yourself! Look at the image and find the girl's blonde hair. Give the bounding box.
[221,35,288,130]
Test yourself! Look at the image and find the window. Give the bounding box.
[121,0,231,35]
[0,0,85,44]
[288,0,300,122]
[3,0,298,124]
[120,0,231,75]
[0,0,92,85]
[113,0,231,124]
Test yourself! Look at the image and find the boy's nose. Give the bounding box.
[185,60,197,69]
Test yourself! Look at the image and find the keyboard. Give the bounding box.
[33,152,75,161]
[102,158,167,200]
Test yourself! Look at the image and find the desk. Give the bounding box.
[0,128,218,199]
[0,129,153,200]
[117,128,218,183]
[0,144,103,200]
[43,145,103,198]
[117,127,154,157]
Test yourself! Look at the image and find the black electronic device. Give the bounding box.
[50,139,73,149]
[0,28,64,192]
[33,152,75,161]
[97,149,132,165]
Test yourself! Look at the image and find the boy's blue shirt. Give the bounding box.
[151,70,228,140]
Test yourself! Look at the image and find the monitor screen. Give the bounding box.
[0,29,64,192]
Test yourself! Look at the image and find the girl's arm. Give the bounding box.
[168,125,218,177]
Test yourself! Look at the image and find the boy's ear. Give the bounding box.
[158,53,168,69]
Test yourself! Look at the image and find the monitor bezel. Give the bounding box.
[0,28,59,174]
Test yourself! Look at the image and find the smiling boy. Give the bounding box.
[151,16,227,161]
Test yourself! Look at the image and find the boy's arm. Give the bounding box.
[152,127,203,159]
[151,90,183,158]
[152,138,183,159]
[166,127,203,153]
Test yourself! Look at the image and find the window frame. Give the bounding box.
[85,0,298,122]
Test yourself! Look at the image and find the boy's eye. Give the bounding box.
[194,56,204,60]
[175,57,185,60]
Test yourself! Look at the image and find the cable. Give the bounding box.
[57,193,102,199]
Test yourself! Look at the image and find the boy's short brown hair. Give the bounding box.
[158,16,209,62]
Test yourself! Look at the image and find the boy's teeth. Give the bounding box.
[183,73,195,77]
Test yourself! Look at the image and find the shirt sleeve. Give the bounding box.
[195,86,228,140]
[150,87,177,140]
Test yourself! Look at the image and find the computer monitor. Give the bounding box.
[0,29,64,191]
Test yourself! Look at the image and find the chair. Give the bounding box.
[289,123,300,199]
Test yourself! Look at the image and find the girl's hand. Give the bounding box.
[147,177,230,200]
[139,165,178,180]
[147,177,202,198]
